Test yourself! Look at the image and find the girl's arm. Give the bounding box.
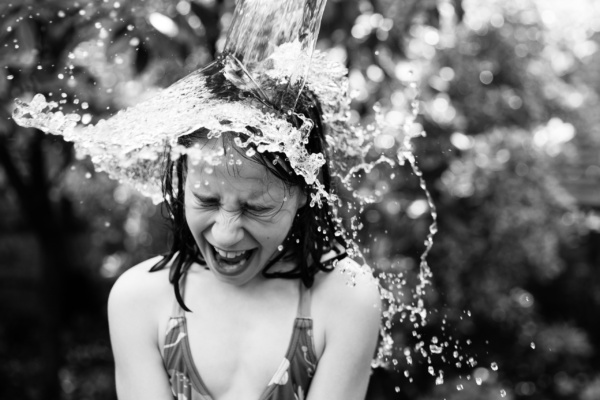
[108,258,174,400]
[307,259,382,400]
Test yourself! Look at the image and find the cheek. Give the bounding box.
[269,210,297,236]
[184,205,209,233]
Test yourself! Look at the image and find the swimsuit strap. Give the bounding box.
[297,282,312,319]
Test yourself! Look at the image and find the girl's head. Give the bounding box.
[182,134,306,286]
[154,89,339,307]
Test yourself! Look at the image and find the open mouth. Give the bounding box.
[208,244,254,275]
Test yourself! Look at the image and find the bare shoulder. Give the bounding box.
[109,256,169,301]
[108,256,172,327]
[311,257,381,381]
[313,258,382,321]
[108,257,179,400]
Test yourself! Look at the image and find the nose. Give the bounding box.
[211,209,244,248]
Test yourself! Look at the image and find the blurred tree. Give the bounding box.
[3,0,600,399]
[356,0,600,398]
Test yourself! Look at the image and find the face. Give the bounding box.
[184,141,306,286]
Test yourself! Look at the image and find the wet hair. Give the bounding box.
[151,76,341,311]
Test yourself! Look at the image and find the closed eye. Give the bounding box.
[198,201,219,208]
[193,193,219,208]
[243,204,275,215]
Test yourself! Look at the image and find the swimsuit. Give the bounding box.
[162,281,318,400]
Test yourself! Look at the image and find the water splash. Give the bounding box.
[224,0,327,110]
[12,61,437,386]
[11,0,439,385]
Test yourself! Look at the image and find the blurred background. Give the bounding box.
[1,0,599,399]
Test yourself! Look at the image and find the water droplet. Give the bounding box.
[58,10,66,18]
[491,362,498,371]
[429,344,443,354]
[104,221,111,227]
[394,386,400,393]
[530,342,535,349]
[277,245,284,251]
[435,371,444,385]
[500,389,506,397]
[85,172,92,179]
[7,75,14,80]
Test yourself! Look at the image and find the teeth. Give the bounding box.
[215,247,248,259]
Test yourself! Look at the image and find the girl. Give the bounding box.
[107,89,382,400]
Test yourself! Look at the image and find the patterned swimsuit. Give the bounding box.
[162,282,318,400]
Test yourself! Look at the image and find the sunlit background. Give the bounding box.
[1,0,599,399]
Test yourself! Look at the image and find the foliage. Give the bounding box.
[1,0,599,400]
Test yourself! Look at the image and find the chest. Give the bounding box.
[172,279,310,399]
[194,303,297,389]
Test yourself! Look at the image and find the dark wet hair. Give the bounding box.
[151,63,342,311]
